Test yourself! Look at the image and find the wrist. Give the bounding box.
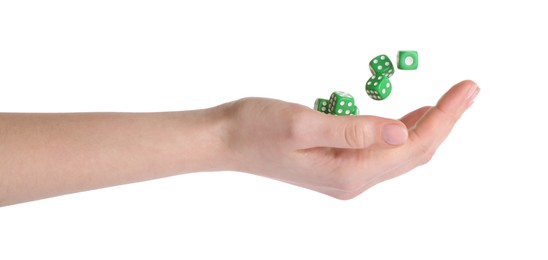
[173,104,236,174]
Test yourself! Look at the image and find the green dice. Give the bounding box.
[366,75,392,100]
[328,91,356,116]
[313,91,358,116]
[314,98,329,114]
[313,93,358,116]
[369,54,394,78]
[397,51,418,70]
[365,51,418,101]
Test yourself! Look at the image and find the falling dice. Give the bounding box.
[369,54,394,78]
[328,91,355,116]
[397,50,418,70]
[314,98,329,114]
[366,75,392,100]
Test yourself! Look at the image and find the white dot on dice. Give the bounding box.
[405,56,414,65]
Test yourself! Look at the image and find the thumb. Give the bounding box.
[299,113,408,149]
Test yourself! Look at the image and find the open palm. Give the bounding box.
[224,80,480,199]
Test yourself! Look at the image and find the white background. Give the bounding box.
[1,1,547,259]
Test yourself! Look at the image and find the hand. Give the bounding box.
[221,80,480,199]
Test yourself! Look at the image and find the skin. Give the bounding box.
[0,80,479,206]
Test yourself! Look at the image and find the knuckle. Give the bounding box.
[344,122,368,148]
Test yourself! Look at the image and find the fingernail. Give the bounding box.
[466,83,480,101]
[465,86,480,110]
[382,124,408,145]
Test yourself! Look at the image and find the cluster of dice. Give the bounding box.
[314,91,359,116]
[366,51,418,100]
[313,51,418,116]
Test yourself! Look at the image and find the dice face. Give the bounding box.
[328,91,355,116]
[397,50,418,70]
[366,75,392,100]
[314,98,329,114]
[369,54,394,78]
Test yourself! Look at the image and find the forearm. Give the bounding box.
[0,107,230,206]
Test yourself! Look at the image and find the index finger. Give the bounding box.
[408,80,480,161]
[346,80,481,193]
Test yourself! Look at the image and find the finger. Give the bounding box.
[400,106,431,129]
[409,80,480,160]
[353,80,481,193]
[296,112,408,149]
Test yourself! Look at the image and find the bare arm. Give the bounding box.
[0,80,479,206]
[0,108,232,206]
